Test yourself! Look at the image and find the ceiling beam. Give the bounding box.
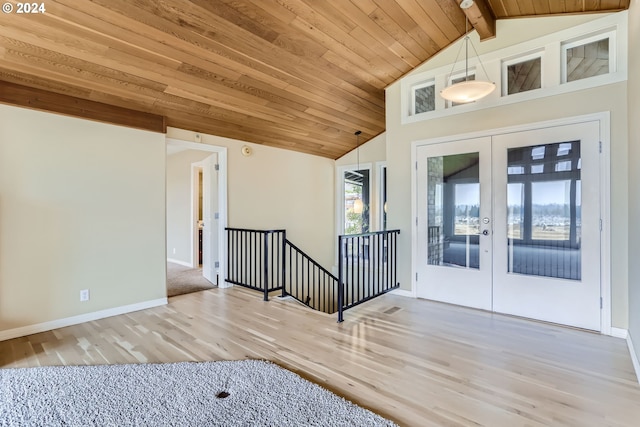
[0,81,166,134]
[461,0,496,41]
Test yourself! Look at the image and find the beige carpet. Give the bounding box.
[166,262,216,297]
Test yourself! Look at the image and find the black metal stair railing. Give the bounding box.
[225,227,400,321]
[282,239,338,314]
[337,230,400,322]
[225,228,285,301]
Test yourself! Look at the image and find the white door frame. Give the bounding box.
[190,161,203,269]
[411,112,611,334]
[166,138,229,288]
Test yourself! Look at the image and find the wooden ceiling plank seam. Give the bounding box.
[503,0,524,15]
[0,49,167,104]
[127,0,390,113]
[288,16,400,83]
[134,0,390,109]
[243,0,297,26]
[585,0,603,12]
[47,1,183,67]
[366,5,432,59]
[415,0,467,40]
[197,0,333,67]
[486,0,509,18]
[0,31,320,126]
[239,74,383,134]
[393,0,455,45]
[517,0,539,15]
[47,0,311,95]
[165,78,384,131]
[0,22,185,91]
[126,0,389,107]
[406,26,446,57]
[0,34,172,94]
[0,14,114,60]
[532,0,552,14]
[303,108,383,136]
[188,0,280,44]
[279,1,407,77]
[320,50,389,89]
[298,0,359,34]
[350,0,379,15]
[0,70,93,99]
[348,26,420,70]
[172,83,382,142]
[599,0,625,10]
[548,0,569,14]
[53,0,386,115]
[327,0,422,67]
[163,86,294,124]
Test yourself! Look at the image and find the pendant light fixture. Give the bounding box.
[440,2,495,104]
[352,130,364,215]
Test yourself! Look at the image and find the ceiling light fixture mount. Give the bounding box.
[459,0,474,9]
[440,12,495,104]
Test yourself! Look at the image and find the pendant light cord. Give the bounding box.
[355,130,361,171]
[444,17,492,84]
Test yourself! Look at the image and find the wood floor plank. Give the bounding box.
[1,287,639,426]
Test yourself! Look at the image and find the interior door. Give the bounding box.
[416,121,601,330]
[492,122,601,330]
[202,153,218,284]
[416,137,493,310]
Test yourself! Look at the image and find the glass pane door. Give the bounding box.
[506,141,582,280]
[427,153,480,269]
[493,122,601,331]
[416,137,492,311]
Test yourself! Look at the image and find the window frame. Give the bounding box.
[501,50,544,96]
[410,80,436,116]
[561,30,616,84]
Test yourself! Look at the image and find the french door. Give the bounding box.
[416,121,601,330]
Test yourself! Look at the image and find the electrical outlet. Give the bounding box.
[80,289,90,302]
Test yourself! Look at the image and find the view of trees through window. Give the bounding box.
[344,169,370,235]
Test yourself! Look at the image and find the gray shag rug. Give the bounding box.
[0,360,397,427]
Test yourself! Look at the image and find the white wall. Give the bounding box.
[627,0,640,368]
[385,14,630,328]
[0,104,167,336]
[166,128,336,269]
[166,149,212,265]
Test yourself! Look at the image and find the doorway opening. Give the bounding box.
[166,138,227,297]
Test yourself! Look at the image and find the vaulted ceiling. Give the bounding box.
[0,0,630,159]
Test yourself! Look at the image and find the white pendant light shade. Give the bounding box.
[353,198,364,214]
[440,80,495,104]
[440,12,495,104]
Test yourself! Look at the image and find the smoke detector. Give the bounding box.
[460,0,474,9]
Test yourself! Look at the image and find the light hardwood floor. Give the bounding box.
[1,287,639,426]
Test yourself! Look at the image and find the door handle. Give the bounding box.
[482,229,489,236]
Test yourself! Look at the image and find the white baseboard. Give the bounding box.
[167,258,192,268]
[611,327,629,339]
[0,298,167,342]
[391,288,416,298]
[628,334,640,384]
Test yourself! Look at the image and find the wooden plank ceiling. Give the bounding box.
[0,0,630,159]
